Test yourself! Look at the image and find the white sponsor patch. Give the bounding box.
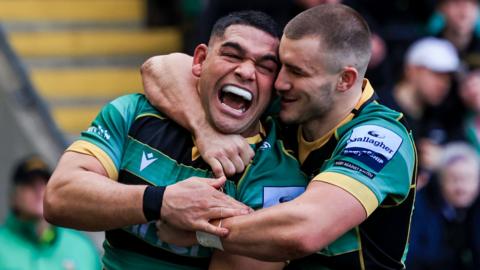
[263,186,305,208]
[346,125,402,160]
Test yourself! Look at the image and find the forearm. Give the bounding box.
[141,54,207,135]
[218,182,367,261]
[220,201,316,261]
[44,153,148,231]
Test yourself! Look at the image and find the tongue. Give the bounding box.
[223,92,247,111]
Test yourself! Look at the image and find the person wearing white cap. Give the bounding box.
[390,37,462,189]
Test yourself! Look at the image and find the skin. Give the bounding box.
[439,158,480,208]
[194,25,279,137]
[12,177,52,237]
[13,178,46,220]
[45,24,283,269]
[145,35,368,261]
[440,0,478,49]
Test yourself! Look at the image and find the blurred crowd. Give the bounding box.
[2,0,480,269]
[151,0,480,268]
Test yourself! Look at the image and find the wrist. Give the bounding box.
[142,185,166,221]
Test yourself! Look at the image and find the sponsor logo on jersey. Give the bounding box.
[140,151,158,171]
[334,160,376,179]
[263,186,305,208]
[259,141,271,150]
[343,125,402,172]
[87,124,111,140]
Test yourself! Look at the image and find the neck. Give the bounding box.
[444,27,472,51]
[240,121,261,138]
[302,83,363,142]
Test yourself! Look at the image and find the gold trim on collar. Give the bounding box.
[298,79,374,164]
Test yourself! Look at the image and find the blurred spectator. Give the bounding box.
[460,70,480,154]
[407,142,480,270]
[345,0,436,92]
[385,37,464,188]
[387,37,462,140]
[428,0,480,71]
[0,156,101,270]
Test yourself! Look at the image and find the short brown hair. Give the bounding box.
[284,4,371,76]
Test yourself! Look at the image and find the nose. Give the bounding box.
[235,60,256,82]
[275,67,292,92]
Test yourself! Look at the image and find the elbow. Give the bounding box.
[43,176,67,225]
[285,231,324,259]
[140,56,157,77]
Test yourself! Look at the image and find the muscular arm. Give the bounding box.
[219,181,367,261]
[44,151,147,231]
[141,53,204,135]
[45,151,251,234]
[141,54,254,177]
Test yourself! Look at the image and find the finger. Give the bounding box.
[218,156,236,176]
[204,176,226,190]
[209,207,251,220]
[239,145,254,165]
[211,194,251,212]
[231,155,246,174]
[205,157,225,178]
[200,221,229,237]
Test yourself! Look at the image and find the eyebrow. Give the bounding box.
[284,62,304,73]
[220,41,279,66]
[220,41,245,54]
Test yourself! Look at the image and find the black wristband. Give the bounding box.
[143,186,166,221]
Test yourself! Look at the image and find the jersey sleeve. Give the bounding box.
[312,120,416,216]
[66,94,144,180]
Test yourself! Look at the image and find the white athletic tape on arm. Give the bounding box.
[196,231,224,251]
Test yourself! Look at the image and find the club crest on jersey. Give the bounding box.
[342,125,402,172]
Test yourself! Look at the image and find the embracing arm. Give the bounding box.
[141,53,204,135]
[156,180,368,260]
[141,54,254,177]
[45,151,250,234]
[219,181,367,261]
[44,151,147,231]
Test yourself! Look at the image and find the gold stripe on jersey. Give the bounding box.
[313,171,378,216]
[67,140,118,180]
[298,79,375,164]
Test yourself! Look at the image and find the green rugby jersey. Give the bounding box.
[282,80,417,270]
[67,94,307,270]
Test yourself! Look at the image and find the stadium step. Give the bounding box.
[0,0,144,22]
[31,68,141,100]
[0,0,181,139]
[8,28,181,57]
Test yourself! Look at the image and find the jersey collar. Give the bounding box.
[298,79,375,164]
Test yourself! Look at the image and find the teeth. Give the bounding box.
[222,85,252,101]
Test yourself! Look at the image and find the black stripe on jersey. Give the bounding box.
[128,115,210,170]
[119,170,151,185]
[105,229,209,268]
[286,251,362,270]
[301,136,338,179]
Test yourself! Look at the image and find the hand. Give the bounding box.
[161,176,252,236]
[195,126,254,177]
[156,220,197,247]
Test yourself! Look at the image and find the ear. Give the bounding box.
[192,44,208,78]
[337,66,358,92]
